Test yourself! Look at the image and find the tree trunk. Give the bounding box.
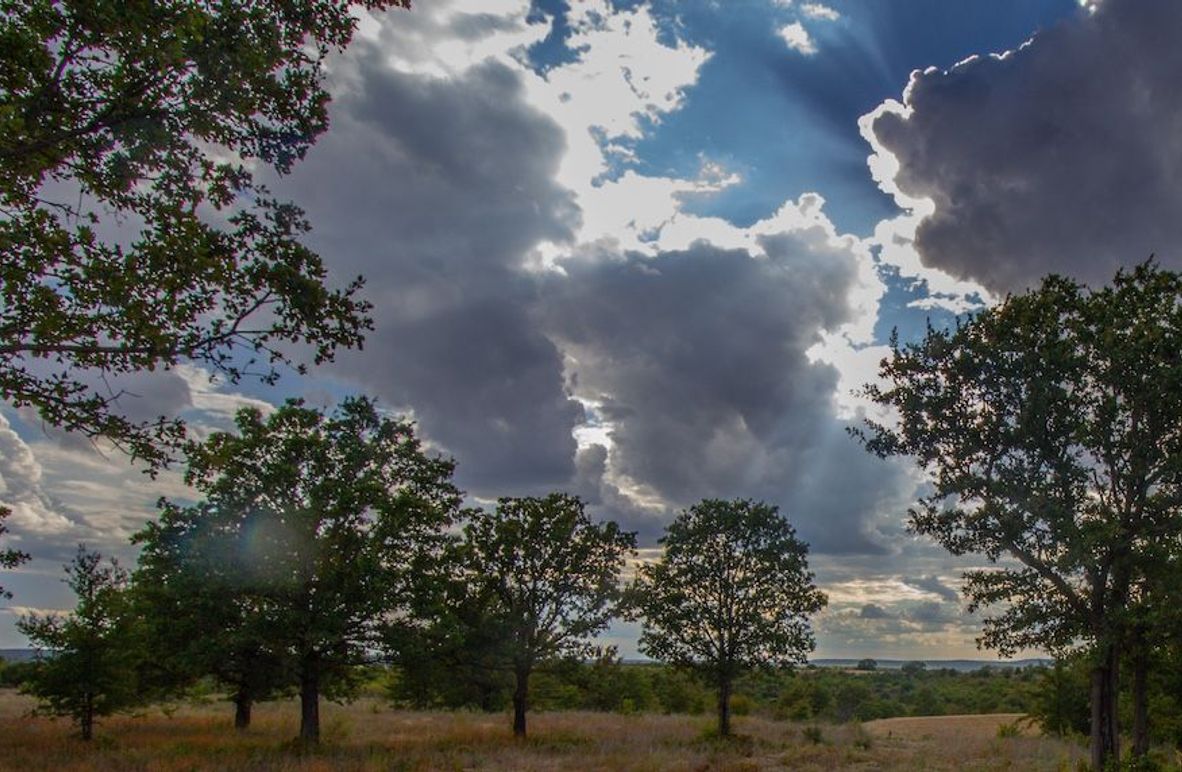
[717,676,732,738]
[299,655,320,745]
[1090,643,1119,771]
[1132,632,1150,758]
[81,691,94,741]
[234,690,253,730]
[512,665,530,738]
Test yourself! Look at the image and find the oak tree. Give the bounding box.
[144,397,461,743]
[132,499,288,730]
[633,499,826,737]
[455,493,636,738]
[855,262,1182,769]
[0,1,414,466]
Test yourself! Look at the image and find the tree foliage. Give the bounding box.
[440,493,636,737]
[0,1,415,465]
[135,396,461,742]
[633,498,827,737]
[18,546,138,740]
[131,499,288,730]
[0,507,30,599]
[855,262,1182,768]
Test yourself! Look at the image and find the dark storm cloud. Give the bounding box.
[902,575,959,603]
[267,15,915,552]
[277,44,584,495]
[869,0,1182,292]
[860,604,895,620]
[905,601,958,626]
[542,234,907,554]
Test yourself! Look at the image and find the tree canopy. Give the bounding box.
[135,396,461,743]
[441,493,636,738]
[633,498,826,737]
[0,508,29,599]
[18,546,138,741]
[855,262,1182,769]
[0,1,413,466]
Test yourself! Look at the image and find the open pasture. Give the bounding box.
[0,691,1095,771]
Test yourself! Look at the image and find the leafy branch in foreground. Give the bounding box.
[0,2,414,466]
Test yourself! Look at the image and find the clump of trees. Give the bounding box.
[857,261,1182,770]
[134,397,463,743]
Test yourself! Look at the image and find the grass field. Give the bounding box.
[0,690,1093,771]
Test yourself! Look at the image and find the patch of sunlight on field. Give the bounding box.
[0,690,1093,771]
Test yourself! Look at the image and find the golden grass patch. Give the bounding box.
[0,690,1091,771]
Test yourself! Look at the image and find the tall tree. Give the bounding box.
[132,499,288,730]
[148,397,461,743]
[0,1,415,466]
[855,262,1182,770]
[0,508,29,599]
[18,546,138,741]
[632,498,826,737]
[455,493,636,738]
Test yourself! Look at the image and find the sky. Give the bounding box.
[2,0,1176,660]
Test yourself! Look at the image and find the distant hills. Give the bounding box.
[0,649,35,663]
[810,658,1049,672]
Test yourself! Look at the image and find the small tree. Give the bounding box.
[146,397,461,743]
[856,658,878,672]
[0,508,29,599]
[633,499,827,737]
[18,547,138,740]
[855,262,1182,769]
[456,493,636,738]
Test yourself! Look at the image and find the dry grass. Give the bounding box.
[0,690,1092,771]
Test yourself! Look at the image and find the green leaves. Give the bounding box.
[0,1,411,467]
[459,493,637,667]
[0,507,30,599]
[856,261,1182,658]
[633,498,827,680]
[18,546,139,739]
[133,397,462,729]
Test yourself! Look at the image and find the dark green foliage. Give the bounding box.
[0,657,36,688]
[855,262,1182,769]
[855,658,877,671]
[633,499,827,737]
[1029,656,1091,738]
[0,507,29,599]
[17,547,139,740]
[0,1,407,466]
[408,493,635,737]
[135,397,461,743]
[386,660,1043,723]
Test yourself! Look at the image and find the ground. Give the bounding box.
[0,691,1092,771]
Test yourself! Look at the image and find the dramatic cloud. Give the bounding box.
[860,604,894,620]
[866,0,1182,292]
[281,44,584,494]
[901,575,960,603]
[541,210,907,554]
